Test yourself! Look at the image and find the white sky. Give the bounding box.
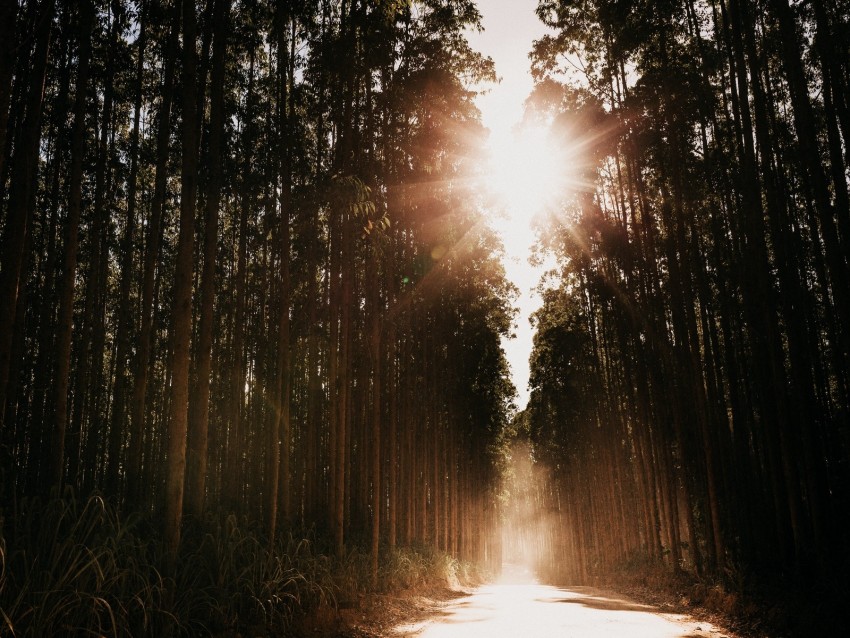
[465,0,553,411]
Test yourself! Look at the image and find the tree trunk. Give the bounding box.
[0,0,17,180]
[128,0,179,508]
[186,0,230,521]
[50,0,95,493]
[369,246,382,588]
[107,0,147,498]
[164,0,200,563]
[0,0,54,432]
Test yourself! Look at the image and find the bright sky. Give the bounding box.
[466,0,554,411]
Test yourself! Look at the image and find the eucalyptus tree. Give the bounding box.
[0,0,511,587]
[525,0,850,583]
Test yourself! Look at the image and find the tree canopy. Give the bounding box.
[524,0,850,586]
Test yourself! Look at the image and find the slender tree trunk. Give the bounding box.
[50,0,95,493]
[186,0,230,520]
[0,0,54,432]
[266,0,292,545]
[107,0,148,497]
[128,1,179,508]
[387,273,398,550]
[164,0,200,563]
[0,0,17,180]
[226,45,255,513]
[24,6,70,496]
[369,247,382,588]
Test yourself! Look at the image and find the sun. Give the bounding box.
[485,124,564,222]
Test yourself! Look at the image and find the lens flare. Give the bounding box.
[485,124,565,220]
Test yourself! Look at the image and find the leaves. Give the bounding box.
[524,0,850,590]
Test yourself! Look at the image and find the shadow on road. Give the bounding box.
[539,590,656,613]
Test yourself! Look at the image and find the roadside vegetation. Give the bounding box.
[0,493,484,637]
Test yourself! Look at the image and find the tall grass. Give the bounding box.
[1,495,168,637]
[0,496,335,637]
[0,495,481,637]
[378,544,485,592]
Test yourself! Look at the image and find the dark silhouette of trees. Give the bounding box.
[525,0,849,585]
[0,0,511,582]
[5,1,843,626]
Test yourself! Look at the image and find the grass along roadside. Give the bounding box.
[581,556,846,637]
[0,494,485,637]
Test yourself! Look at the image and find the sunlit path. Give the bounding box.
[394,564,727,638]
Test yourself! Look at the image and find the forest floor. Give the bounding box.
[319,565,746,638]
[293,585,467,637]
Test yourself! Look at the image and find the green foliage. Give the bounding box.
[177,514,336,633]
[328,174,391,240]
[330,175,375,219]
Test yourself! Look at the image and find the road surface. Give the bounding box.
[393,565,730,638]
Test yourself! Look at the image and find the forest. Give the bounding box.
[0,0,513,634]
[0,0,848,636]
[515,0,849,632]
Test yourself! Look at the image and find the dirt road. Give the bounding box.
[391,567,730,638]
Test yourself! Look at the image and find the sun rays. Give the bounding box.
[485,124,565,218]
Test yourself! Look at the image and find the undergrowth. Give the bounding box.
[0,494,477,637]
[569,554,846,637]
[380,544,484,593]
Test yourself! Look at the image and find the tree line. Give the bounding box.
[524,0,849,584]
[0,0,514,584]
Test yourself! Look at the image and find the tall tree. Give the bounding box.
[524,0,850,584]
[50,0,95,492]
[127,0,180,506]
[107,0,148,496]
[0,0,55,431]
[164,0,200,561]
[186,0,230,520]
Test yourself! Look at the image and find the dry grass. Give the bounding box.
[580,555,847,638]
[0,494,481,637]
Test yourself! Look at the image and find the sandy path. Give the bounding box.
[391,566,730,638]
